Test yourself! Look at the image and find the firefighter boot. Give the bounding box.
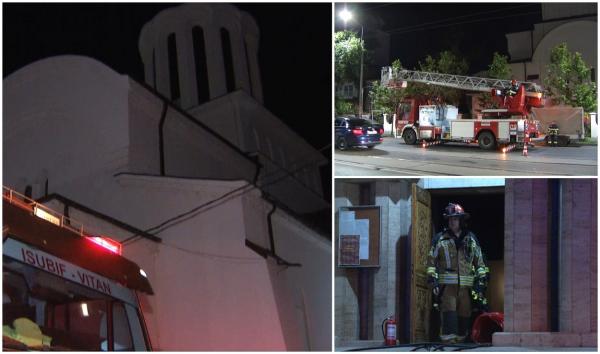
[440,311,458,343]
[457,316,471,343]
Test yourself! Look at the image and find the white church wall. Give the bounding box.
[270,210,332,350]
[531,20,597,82]
[46,174,287,350]
[3,56,130,195]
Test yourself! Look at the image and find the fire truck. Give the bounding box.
[381,67,545,150]
[3,186,153,351]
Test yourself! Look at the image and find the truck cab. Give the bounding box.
[3,187,153,351]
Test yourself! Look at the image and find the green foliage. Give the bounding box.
[405,51,469,105]
[487,52,512,80]
[478,52,512,111]
[334,31,366,88]
[369,81,406,116]
[335,99,356,116]
[545,43,597,112]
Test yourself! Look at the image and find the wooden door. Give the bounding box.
[410,183,432,342]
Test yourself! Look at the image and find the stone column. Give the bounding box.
[371,180,411,341]
[495,179,550,345]
[334,182,360,345]
[558,179,597,346]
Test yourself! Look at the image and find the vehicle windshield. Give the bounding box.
[399,103,412,121]
[3,257,148,351]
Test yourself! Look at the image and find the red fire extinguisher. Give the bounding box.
[382,316,397,346]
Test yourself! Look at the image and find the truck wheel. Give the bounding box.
[478,131,496,150]
[337,137,348,151]
[403,129,417,145]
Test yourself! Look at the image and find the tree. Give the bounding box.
[405,50,469,105]
[369,59,407,116]
[335,99,356,116]
[334,30,366,89]
[545,43,597,112]
[335,30,368,116]
[487,52,512,80]
[478,52,512,110]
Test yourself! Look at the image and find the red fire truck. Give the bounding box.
[381,68,545,150]
[3,186,153,351]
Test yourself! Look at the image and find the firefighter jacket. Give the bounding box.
[427,230,488,289]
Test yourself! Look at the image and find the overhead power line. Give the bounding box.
[383,4,535,35]
[386,9,541,36]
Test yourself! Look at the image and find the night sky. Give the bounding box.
[335,3,543,75]
[3,3,332,152]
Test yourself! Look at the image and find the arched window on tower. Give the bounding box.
[152,49,157,89]
[244,38,253,97]
[220,28,235,93]
[192,26,210,104]
[167,33,180,103]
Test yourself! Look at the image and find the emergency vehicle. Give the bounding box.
[3,186,153,351]
[381,67,545,150]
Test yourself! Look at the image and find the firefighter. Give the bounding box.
[547,121,559,146]
[427,203,489,344]
[506,79,519,96]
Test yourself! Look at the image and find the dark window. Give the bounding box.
[359,183,373,205]
[24,185,32,199]
[591,68,596,83]
[244,38,253,96]
[167,33,180,102]
[526,74,539,80]
[152,49,157,88]
[348,118,371,127]
[220,28,235,92]
[192,26,210,104]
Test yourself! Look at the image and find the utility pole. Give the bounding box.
[358,25,364,118]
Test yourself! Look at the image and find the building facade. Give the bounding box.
[3,4,330,350]
[506,3,597,84]
[335,178,597,349]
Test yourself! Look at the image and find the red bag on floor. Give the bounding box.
[471,312,504,344]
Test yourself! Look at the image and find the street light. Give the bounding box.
[339,8,353,23]
[339,8,364,118]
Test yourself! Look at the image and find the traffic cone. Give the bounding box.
[522,134,529,157]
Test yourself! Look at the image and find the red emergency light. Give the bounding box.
[86,236,122,255]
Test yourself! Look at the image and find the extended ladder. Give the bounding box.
[381,67,542,93]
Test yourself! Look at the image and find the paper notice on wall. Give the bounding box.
[339,211,356,237]
[339,235,360,265]
[355,219,370,260]
[340,211,355,223]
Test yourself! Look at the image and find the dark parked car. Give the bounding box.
[335,117,384,150]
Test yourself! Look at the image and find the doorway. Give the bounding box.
[429,186,504,341]
[408,184,505,342]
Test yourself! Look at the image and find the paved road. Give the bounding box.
[336,340,596,351]
[335,137,597,176]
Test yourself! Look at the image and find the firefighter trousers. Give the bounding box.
[439,284,472,343]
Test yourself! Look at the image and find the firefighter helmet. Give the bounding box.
[511,79,517,85]
[443,203,470,219]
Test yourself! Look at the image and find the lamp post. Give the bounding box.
[339,8,364,118]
